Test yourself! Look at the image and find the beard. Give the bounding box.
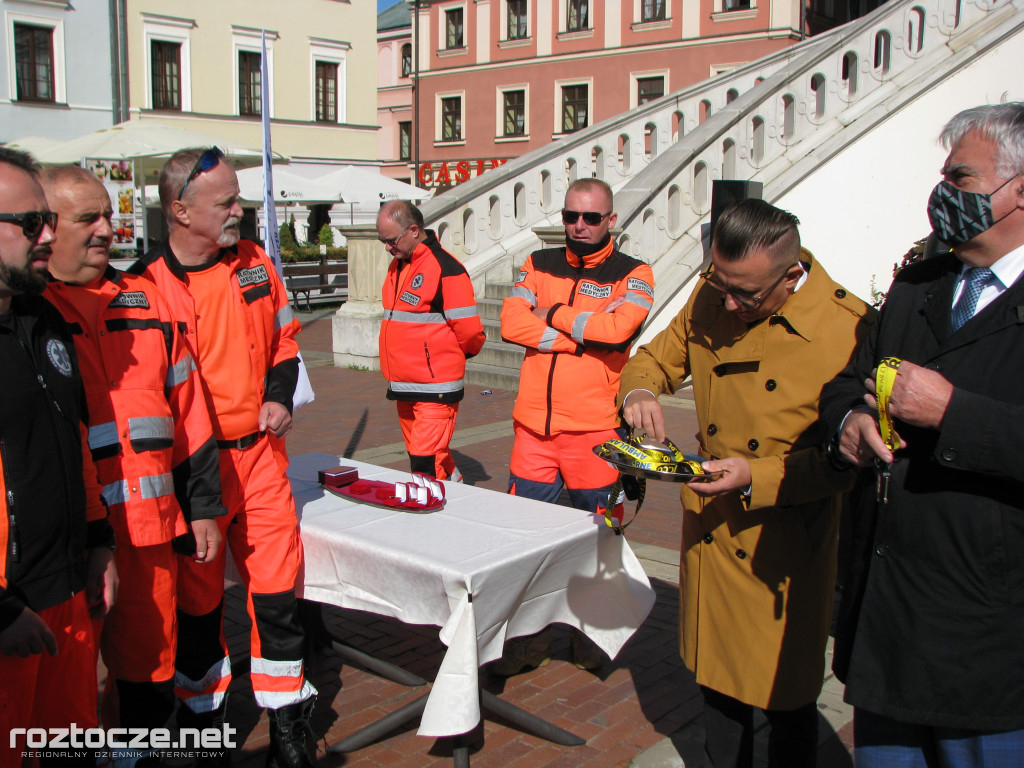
[0,257,48,297]
[217,218,242,248]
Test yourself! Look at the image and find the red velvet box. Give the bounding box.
[318,466,359,488]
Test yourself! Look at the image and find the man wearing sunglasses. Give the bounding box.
[0,148,116,765]
[497,178,654,674]
[41,165,225,762]
[618,199,874,768]
[376,200,485,481]
[131,148,315,767]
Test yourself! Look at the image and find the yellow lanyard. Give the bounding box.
[875,357,902,451]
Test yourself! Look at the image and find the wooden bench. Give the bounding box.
[284,261,348,312]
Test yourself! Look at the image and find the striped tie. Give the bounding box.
[950,267,993,332]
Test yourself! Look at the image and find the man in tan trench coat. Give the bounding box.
[619,199,874,767]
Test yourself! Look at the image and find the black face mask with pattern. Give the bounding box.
[927,176,1017,246]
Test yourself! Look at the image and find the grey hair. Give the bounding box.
[940,102,1024,178]
[158,147,207,222]
[379,199,424,230]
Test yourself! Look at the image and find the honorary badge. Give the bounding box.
[46,338,73,377]
[411,273,424,289]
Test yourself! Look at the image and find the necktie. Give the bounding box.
[950,267,992,332]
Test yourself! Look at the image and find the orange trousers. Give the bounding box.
[397,400,460,480]
[174,434,314,713]
[0,591,97,767]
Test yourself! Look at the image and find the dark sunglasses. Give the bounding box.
[378,227,410,248]
[699,265,795,309]
[176,147,225,201]
[0,211,58,239]
[562,209,611,226]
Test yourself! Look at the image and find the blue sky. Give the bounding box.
[378,0,401,10]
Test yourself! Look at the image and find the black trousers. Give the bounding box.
[701,685,818,768]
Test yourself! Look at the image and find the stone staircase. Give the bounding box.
[467,281,522,391]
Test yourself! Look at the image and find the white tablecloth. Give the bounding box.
[289,453,656,737]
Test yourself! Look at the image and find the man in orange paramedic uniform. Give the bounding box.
[497,178,654,673]
[0,148,116,766]
[131,148,315,768]
[376,200,485,480]
[41,165,224,759]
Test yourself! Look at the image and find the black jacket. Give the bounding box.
[0,294,112,631]
[820,252,1024,730]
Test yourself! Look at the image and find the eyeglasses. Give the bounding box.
[176,147,225,201]
[379,227,410,248]
[700,264,795,309]
[0,211,58,240]
[562,209,612,226]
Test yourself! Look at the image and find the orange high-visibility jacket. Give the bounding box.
[501,241,654,435]
[379,231,485,403]
[130,240,302,423]
[45,267,224,548]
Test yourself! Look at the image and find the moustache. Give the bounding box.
[223,218,241,230]
[31,245,52,259]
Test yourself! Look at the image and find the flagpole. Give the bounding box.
[261,29,283,278]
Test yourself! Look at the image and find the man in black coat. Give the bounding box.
[820,102,1024,767]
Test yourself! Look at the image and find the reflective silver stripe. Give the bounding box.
[389,379,464,393]
[175,657,231,713]
[254,680,317,710]
[129,416,173,442]
[250,656,304,678]
[445,304,478,320]
[386,310,446,324]
[177,691,226,714]
[275,305,295,332]
[101,473,174,506]
[166,352,196,388]
[511,286,536,304]
[572,312,593,343]
[88,421,119,451]
[538,327,560,351]
[625,293,653,310]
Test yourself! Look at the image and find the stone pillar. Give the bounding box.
[332,224,389,370]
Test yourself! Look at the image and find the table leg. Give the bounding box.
[481,689,585,746]
[327,691,430,754]
[452,733,470,768]
[328,638,428,687]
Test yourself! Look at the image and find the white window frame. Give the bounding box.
[499,0,531,43]
[630,70,669,106]
[5,10,66,104]
[142,14,194,112]
[712,0,757,19]
[232,27,275,119]
[435,89,466,145]
[309,37,349,124]
[438,2,467,51]
[495,84,529,142]
[553,77,593,136]
[632,0,672,28]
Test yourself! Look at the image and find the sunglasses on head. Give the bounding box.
[562,209,611,226]
[0,211,58,239]
[176,147,225,201]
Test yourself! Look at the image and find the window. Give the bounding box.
[399,121,412,160]
[14,24,54,102]
[567,0,589,31]
[445,8,464,49]
[724,0,752,9]
[401,43,412,77]
[151,41,182,110]
[508,0,528,39]
[562,84,588,132]
[441,96,462,141]
[503,90,525,137]
[637,76,664,105]
[315,61,337,122]
[238,51,261,116]
[642,0,667,21]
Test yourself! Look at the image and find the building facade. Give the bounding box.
[378,2,413,183]
[387,0,859,192]
[0,0,118,144]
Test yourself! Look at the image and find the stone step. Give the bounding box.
[485,281,516,300]
[478,297,503,321]
[465,360,521,391]
[482,318,504,343]
[475,339,524,368]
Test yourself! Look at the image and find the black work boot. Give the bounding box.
[266,698,319,768]
[176,702,232,767]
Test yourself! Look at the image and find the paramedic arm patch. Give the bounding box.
[236,265,270,287]
[108,291,150,309]
[627,277,654,298]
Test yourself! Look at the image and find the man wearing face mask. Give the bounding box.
[496,178,654,674]
[820,102,1024,766]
